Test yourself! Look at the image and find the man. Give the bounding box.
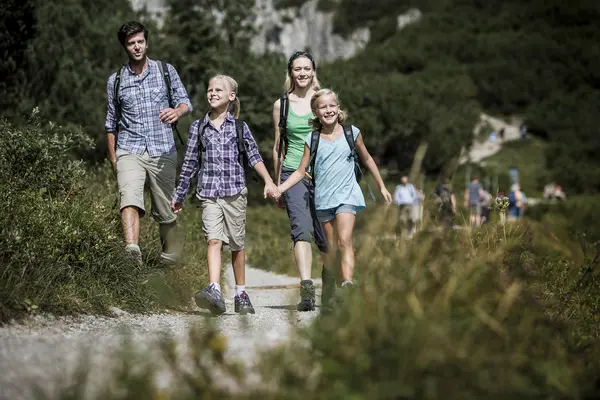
[105,21,192,265]
[393,176,418,238]
[464,176,483,227]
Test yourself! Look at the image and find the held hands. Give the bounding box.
[170,198,183,214]
[263,181,281,200]
[159,108,183,124]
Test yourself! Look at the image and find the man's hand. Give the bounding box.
[170,198,183,213]
[110,158,117,174]
[160,108,183,124]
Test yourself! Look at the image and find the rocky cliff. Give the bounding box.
[130,0,421,62]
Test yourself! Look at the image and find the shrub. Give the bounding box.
[0,113,207,322]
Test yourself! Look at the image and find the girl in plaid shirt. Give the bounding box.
[172,75,278,315]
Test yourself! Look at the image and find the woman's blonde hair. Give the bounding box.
[283,52,321,93]
[309,88,347,131]
[209,74,241,118]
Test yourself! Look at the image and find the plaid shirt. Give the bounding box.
[174,112,263,202]
[105,58,192,157]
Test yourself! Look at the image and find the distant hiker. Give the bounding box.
[171,75,278,316]
[434,181,456,229]
[480,189,493,224]
[105,21,192,266]
[520,123,528,140]
[464,176,484,227]
[499,127,505,141]
[393,175,418,238]
[271,51,329,311]
[507,183,524,221]
[277,89,392,301]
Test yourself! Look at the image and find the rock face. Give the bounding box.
[251,0,370,62]
[130,0,421,62]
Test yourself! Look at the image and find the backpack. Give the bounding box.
[276,93,290,165]
[197,119,256,182]
[113,60,184,144]
[307,125,363,184]
[508,191,517,207]
[437,185,452,207]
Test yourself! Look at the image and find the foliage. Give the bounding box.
[0,115,207,322]
[47,213,600,399]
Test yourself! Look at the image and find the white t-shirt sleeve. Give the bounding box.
[352,125,360,141]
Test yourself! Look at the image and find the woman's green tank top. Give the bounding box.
[283,107,313,170]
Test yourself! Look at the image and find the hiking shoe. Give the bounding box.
[195,284,226,315]
[297,280,316,312]
[234,291,256,315]
[160,252,178,266]
[321,267,336,309]
[125,244,143,267]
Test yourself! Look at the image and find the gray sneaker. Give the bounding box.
[234,291,255,315]
[125,244,143,267]
[160,252,178,266]
[297,280,316,311]
[195,284,226,315]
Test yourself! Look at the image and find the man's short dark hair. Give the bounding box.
[117,21,148,46]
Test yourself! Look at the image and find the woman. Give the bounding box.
[272,51,330,311]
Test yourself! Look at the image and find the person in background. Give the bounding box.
[393,175,419,238]
[464,176,484,227]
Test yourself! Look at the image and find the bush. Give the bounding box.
[0,114,207,322]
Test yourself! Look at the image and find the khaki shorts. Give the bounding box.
[116,149,177,224]
[199,188,248,251]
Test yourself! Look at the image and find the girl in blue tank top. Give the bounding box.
[277,89,392,290]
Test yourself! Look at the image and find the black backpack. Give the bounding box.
[113,60,184,144]
[197,119,256,182]
[307,125,363,184]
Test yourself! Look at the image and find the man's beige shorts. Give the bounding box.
[116,149,177,224]
[199,188,248,251]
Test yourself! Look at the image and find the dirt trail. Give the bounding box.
[460,113,523,164]
[0,266,319,399]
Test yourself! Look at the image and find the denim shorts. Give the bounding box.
[316,204,357,223]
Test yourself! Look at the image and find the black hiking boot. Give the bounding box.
[234,291,256,315]
[195,284,226,315]
[297,280,316,311]
[321,267,336,310]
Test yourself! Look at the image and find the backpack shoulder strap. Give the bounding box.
[307,130,321,183]
[343,124,356,153]
[113,66,125,126]
[157,60,174,109]
[278,93,289,131]
[277,93,290,163]
[235,119,248,169]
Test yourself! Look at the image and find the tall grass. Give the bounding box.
[47,205,600,399]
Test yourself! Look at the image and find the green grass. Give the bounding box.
[46,212,600,399]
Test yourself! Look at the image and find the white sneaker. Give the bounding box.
[160,252,178,266]
[125,244,143,266]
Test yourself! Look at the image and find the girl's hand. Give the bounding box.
[171,199,183,213]
[381,187,393,204]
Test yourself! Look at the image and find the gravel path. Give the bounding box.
[0,266,320,399]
